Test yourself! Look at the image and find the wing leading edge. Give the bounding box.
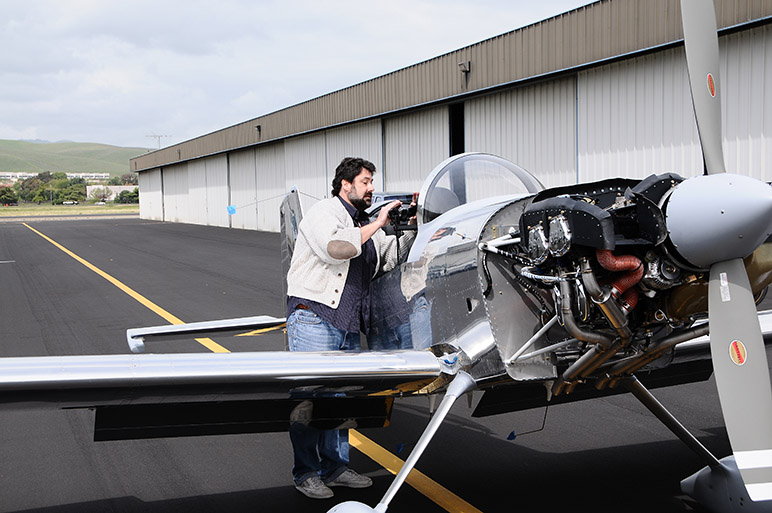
[0,350,446,440]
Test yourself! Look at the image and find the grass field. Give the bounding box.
[0,139,149,176]
[0,203,139,217]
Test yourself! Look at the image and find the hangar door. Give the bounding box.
[383,107,449,193]
[138,168,163,221]
[465,77,576,188]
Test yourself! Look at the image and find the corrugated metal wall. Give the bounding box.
[383,107,449,193]
[146,120,390,232]
[162,163,188,224]
[577,46,703,181]
[284,133,329,211]
[465,77,576,188]
[228,149,257,230]
[255,142,286,232]
[578,23,772,182]
[187,160,208,226]
[324,119,384,192]
[723,24,772,182]
[138,168,163,220]
[205,155,230,228]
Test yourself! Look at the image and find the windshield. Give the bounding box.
[417,153,544,224]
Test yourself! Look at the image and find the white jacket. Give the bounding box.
[286,197,401,309]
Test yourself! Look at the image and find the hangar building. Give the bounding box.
[130,0,772,232]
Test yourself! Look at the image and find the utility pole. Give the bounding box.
[145,134,172,149]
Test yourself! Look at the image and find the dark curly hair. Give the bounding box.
[331,157,376,197]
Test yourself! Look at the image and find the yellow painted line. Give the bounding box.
[235,324,286,337]
[350,431,483,513]
[25,222,481,511]
[23,223,230,353]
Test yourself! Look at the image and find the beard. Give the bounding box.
[347,191,372,211]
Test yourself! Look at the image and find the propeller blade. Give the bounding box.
[680,0,726,174]
[709,258,772,501]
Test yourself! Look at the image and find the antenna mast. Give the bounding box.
[145,134,172,149]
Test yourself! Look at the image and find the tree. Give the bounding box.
[121,173,138,185]
[0,187,18,205]
[55,183,86,204]
[116,188,139,204]
[88,187,112,202]
[31,190,49,204]
[16,176,42,202]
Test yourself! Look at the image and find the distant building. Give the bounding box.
[67,172,110,181]
[0,172,110,183]
[0,172,36,182]
[86,185,137,201]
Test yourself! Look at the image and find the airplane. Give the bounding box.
[2,1,772,512]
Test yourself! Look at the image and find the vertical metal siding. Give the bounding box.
[324,120,385,192]
[465,77,576,188]
[578,46,702,181]
[722,24,772,182]
[383,107,449,192]
[228,148,258,230]
[162,163,188,224]
[284,133,328,214]
[255,142,286,233]
[578,24,772,183]
[204,155,229,228]
[187,160,208,226]
[138,168,163,220]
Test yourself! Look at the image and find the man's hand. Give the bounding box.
[374,200,402,229]
[361,200,401,245]
[407,200,417,225]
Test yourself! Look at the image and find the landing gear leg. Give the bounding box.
[622,377,768,513]
[328,371,476,513]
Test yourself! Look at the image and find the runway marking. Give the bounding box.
[24,222,480,511]
[236,324,286,336]
[350,431,483,513]
[22,223,229,353]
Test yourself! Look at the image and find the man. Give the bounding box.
[285,157,404,499]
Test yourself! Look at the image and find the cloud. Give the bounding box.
[0,0,588,148]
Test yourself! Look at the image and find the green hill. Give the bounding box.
[0,140,151,176]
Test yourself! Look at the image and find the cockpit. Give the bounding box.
[417,153,545,224]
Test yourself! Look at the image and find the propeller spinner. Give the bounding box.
[673,0,772,503]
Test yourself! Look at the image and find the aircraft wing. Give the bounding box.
[0,348,447,441]
[1,308,771,442]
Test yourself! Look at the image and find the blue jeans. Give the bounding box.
[286,308,360,485]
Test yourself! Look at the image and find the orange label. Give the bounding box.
[707,74,716,98]
[729,340,747,366]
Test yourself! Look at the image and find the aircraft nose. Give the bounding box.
[664,174,772,269]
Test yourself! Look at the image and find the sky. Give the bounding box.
[1,0,592,149]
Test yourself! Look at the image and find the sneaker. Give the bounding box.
[295,476,334,499]
[326,469,373,489]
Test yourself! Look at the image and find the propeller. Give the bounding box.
[671,0,772,502]
[680,0,725,175]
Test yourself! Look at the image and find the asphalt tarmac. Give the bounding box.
[0,217,768,513]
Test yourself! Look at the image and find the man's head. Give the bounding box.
[332,157,376,211]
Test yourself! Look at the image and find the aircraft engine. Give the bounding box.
[481,174,772,395]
